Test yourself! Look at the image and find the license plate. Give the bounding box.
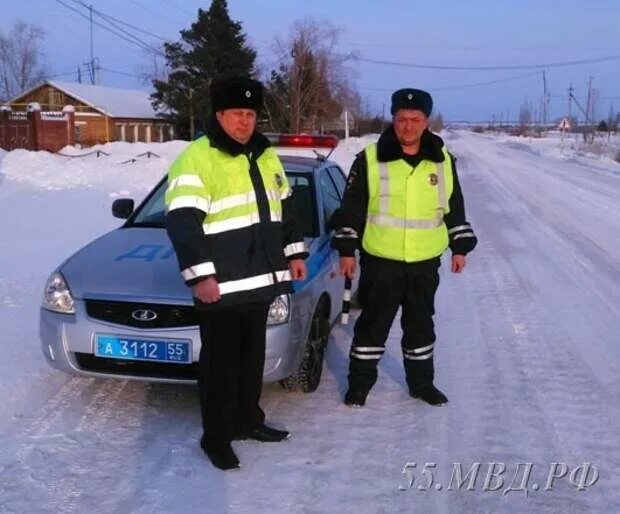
[95,335,191,364]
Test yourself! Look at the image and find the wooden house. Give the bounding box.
[6,81,174,147]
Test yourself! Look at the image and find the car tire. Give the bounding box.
[280,299,330,393]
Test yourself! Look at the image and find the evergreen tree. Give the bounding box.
[151,0,256,139]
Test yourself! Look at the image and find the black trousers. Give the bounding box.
[197,302,270,444]
[349,253,441,394]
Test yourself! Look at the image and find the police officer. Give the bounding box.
[331,88,477,407]
[165,77,308,470]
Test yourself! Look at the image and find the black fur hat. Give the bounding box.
[210,76,263,113]
[390,88,433,116]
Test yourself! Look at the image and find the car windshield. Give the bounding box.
[129,172,318,238]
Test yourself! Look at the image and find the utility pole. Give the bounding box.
[568,84,573,122]
[542,71,549,127]
[585,76,594,142]
[568,86,590,138]
[89,5,96,85]
[585,76,593,125]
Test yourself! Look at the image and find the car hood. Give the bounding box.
[61,228,319,304]
[60,227,192,304]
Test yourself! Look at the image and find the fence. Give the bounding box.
[0,103,75,152]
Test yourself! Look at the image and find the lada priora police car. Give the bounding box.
[39,135,354,392]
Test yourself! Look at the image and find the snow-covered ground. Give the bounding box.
[476,129,620,168]
[1,131,619,513]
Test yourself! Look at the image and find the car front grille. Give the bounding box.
[74,352,197,380]
[85,299,198,329]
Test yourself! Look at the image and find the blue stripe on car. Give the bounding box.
[294,236,332,292]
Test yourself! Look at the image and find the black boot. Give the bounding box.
[344,388,368,407]
[200,437,240,470]
[236,423,290,442]
[410,385,448,406]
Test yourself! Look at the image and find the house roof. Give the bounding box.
[10,80,160,119]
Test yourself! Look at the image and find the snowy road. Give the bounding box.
[0,132,618,513]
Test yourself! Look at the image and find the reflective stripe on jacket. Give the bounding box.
[165,135,303,306]
[362,143,454,262]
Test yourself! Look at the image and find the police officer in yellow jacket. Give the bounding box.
[165,77,307,470]
[331,88,477,407]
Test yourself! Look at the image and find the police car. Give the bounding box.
[39,134,354,393]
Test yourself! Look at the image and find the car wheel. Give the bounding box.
[280,299,330,393]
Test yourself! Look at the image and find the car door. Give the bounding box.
[318,165,348,322]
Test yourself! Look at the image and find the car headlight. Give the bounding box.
[267,294,290,325]
[42,272,75,314]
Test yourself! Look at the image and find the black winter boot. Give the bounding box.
[236,423,290,442]
[200,437,240,470]
[410,385,448,406]
[344,388,368,407]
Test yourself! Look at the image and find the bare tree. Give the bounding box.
[264,18,359,133]
[138,48,169,87]
[0,21,47,102]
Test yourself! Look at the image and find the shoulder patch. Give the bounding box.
[274,172,284,188]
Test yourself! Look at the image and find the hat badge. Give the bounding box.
[245,90,252,98]
[407,93,413,100]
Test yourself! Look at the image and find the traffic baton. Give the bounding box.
[341,276,352,324]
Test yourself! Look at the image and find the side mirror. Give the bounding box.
[112,198,134,219]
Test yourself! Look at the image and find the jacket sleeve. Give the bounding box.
[279,173,309,261]
[443,154,478,255]
[164,146,215,286]
[329,152,369,257]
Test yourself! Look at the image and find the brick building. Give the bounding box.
[4,81,173,148]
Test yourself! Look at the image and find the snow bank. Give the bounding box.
[0,135,377,192]
[329,134,379,173]
[0,141,189,192]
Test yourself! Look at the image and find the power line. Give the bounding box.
[100,67,143,78]
[74,0,169,41]
[88,12,165,54]
[128,0,183,24]
[70,0,166,53]
[433,72,540,91]
[45,69,82,79]
[357,53,620,71]
[55,0,164,56]
[360,72,540,93]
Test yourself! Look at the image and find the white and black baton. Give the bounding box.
[341,276,352,324]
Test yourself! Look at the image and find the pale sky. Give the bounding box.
[2,0,619,122]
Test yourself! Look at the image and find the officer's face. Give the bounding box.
[216,108,257,144]
[393,109,428,148]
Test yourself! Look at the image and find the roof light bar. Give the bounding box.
[268,134,339,148]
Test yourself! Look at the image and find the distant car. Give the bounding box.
[39,135,355,392]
